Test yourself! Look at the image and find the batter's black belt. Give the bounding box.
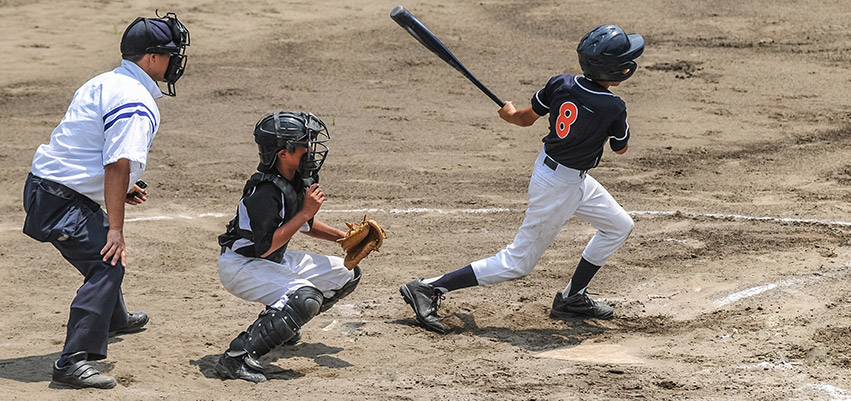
[543,156,587,178]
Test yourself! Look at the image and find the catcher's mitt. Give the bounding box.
[338,215,387,270]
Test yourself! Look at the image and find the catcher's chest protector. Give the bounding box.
[218,172,307,261]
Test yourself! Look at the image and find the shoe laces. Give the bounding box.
[430,290,445,311]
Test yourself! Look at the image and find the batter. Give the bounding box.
[401,24,644,333]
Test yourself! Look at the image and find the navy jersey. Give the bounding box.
[530,74,630,170]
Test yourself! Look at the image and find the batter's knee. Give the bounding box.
[612,212,634,240]
[622,214,635,237]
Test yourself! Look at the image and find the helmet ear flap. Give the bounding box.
[619,60,638,81]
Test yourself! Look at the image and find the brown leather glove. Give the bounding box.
[338,215,387,270]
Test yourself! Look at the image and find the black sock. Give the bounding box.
[427,265,479,292]
[57,353,71,368]
[567,257,601,296]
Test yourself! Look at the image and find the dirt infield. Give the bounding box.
[1,0,850,400]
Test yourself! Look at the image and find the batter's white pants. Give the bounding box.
[218,248,354,310]
[471,148,633,285]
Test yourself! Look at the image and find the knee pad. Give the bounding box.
[238,286,323,359]
[319,266,361,313]
[287,286,324,325]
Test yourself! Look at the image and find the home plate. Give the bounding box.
[536,343,645,365]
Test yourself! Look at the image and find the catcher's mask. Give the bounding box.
[576,24,644,82]
[254,111,330,186]
[120,11,190,96]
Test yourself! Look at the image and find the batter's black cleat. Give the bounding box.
[109,311,149,337]
[215,352,267,383]
[400,278,446,333]
[550,291,614,320]
[50,351,116,389]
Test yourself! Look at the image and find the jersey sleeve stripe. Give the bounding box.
[533,89,549,110]
[104,102,158,129]
[610,121,630,141]
[103,110,155,132]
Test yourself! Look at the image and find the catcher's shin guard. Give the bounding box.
[230,286,323,359]
[319,266,361,313]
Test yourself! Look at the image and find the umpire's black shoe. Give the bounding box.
[400,278,446,333]
[109,311,149,337]
[50,351,116,389]
[215,351,267,383]
[550,291,614,320]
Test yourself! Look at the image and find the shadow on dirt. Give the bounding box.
[192,342,349,381]
[0,351,61,383]
[389,313,607,352]
[454,312,607,352]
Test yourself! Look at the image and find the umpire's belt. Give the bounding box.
[543,156,587,179]
[28,173,101,212]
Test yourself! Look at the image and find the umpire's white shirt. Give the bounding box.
[31,60,162,205]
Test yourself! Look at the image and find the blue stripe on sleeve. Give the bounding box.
[104,102,158,130]
[103,110,155,132]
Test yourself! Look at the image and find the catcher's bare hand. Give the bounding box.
[302,184,326,219]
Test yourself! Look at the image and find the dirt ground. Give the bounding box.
[1,0,850,400]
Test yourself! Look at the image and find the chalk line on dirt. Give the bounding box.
[714,261,851,307]
[805,383,851,401]
[4,208,850,231]
[119,208,851,227]
[630,210,851,227]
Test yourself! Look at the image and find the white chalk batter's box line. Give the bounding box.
[122,208,851,228]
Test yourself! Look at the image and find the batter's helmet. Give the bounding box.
[577,25,644,82]
[254,111,330,184]
[120,12,190,96]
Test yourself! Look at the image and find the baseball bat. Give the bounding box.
[390,5,505,108]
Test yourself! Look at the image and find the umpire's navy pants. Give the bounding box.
[22,173,130,360]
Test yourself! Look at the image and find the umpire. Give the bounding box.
[21,12,189,389]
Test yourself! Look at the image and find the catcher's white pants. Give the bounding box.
[471,147,633,285]
[218,248,354,310]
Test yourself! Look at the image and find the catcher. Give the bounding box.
[214,111,384,382]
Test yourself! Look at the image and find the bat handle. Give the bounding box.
[469,78,504,107]
[486,90,505,108]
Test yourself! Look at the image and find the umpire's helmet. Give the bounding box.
[254,111,330,183]
[577,25,644,82]
[120,12,190,96]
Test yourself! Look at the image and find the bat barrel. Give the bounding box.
[391,5,505,107]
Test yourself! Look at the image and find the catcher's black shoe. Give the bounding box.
[50,351,116,389]
[215,352,267,383]
[400,278,446,333]
[109,311,149,337]
[550,291,614,320]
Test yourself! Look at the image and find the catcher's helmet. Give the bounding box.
[254,111,330,184]
[577,25,644,82]
[120,12,190,96]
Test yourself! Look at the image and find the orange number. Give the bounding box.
[556,102,578,138]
